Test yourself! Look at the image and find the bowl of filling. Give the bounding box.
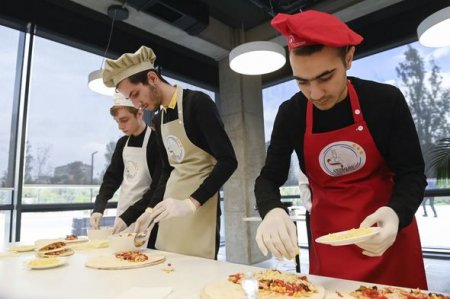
[107,232,144,253]
[87,227,114,241]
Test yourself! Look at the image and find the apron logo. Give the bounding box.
[166,135,185,163]
[124,160,138,179]
[319,141,366,176]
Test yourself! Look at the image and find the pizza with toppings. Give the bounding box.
[201,269,325,299]
[332,286,450,299]
[65,234,78,241]
[115,251,149,262]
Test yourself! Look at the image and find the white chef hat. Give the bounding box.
[112,91,136,108]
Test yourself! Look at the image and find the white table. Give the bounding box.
[0,245,400,299]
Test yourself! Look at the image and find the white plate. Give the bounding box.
[26,257,68,269]
[8,244,35,252]
[58,236,89,244]
[315,227,381,246]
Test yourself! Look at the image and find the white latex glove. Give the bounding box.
[151,198,197,223]
[90,212,102,229]
[255,208,298,260]
[298,171,312,212]
[134,207,155,234]
[356,206,399,257]
[113,217,128,234]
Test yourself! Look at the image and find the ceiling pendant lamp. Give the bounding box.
[229,41,286,75]
[417,6,450,47]
[88,5,129,96]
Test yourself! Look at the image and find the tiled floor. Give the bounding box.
[218,246,450,294]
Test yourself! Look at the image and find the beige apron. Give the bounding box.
[157,87,218,259]
[118,127,152,220]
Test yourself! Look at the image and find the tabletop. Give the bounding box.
[0,242,431,299]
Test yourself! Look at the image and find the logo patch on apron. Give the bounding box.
[319,141,366,176]
[166,135,185,162]
[124,160,138,179]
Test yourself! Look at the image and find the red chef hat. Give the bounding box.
[271,10,363,49]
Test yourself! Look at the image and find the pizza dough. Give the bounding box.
[201,277,325,299]
[85,253,165,270]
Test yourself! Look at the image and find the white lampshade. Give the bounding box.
[229,41,286,75]
[418,7,450,47]
[88,69,115,96]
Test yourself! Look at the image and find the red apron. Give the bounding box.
[304,80,427,289]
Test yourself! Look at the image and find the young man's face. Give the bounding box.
[117,76,163,112]
[113,108,143,136]
[290,46,354,111]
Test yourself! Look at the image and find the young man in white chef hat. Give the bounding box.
[102,46,237,259]
[90,93,163,248]
[254,10,427,289]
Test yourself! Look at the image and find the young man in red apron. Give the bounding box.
[102,46,237,259]
[254,10,427,289]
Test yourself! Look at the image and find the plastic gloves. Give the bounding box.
[255,208,298,260]
[90,212,102,229]
[134,207,155,234]
[356,206,399,257]
[298,171,312,212]
[151,198,197,223]
[113,217,128,234]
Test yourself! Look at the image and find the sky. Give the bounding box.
[1,24,450,182]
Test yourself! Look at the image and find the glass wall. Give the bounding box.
[262,41,450,251]
[0,21,217,246]
[0,26,20,189]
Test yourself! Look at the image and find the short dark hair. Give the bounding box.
[128,69,169,85]
[292,45,349,63]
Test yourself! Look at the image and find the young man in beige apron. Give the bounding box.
[102,46,237,259]
[90,96,162,247]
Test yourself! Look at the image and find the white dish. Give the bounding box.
[8,244,35,252]
[26,257,67,269]
[108,233,144,253]
[58,236,89,244]
[87,227,114,241]
[315,227,381,246]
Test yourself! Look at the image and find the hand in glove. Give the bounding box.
[151,198,197,223]
[255,208,298,260]
[134,208,156,234]
[356,206,399,257]
[113,217,128,234]
[90,212,102,229]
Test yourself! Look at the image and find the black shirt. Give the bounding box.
[121,89,238,222]
[255,77,426,230]
[93,126,164,225]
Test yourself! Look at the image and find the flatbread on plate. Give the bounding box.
[315,227,381,246]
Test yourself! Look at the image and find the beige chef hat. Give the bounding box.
[112,91,136,108]
[103,46,157,88]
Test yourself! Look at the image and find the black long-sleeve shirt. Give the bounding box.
[93,126,164,225]
[121,89,237,220]
[255,77,426,230]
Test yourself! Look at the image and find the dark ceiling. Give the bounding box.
[1,0,450,90]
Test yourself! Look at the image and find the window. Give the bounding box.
[25,36,121,203]
[0,26,20,190]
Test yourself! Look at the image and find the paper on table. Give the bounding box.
[113,287,172,299]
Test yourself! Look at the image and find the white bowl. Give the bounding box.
[107,233,143,253]
[87,227,113,241]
